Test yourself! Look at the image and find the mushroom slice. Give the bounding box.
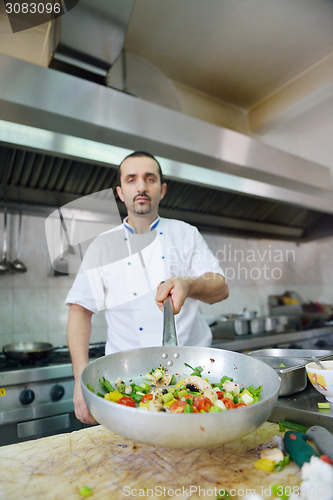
[184,376,217,404]
[150,388,164,402]
[222,381,240,397]
[155,374,173,387]
[148,399,163,412]
[260,448,284,463]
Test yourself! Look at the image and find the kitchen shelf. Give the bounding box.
[211,325,333,352]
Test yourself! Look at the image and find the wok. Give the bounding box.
[82,297,280,449]
[82,346,280,449]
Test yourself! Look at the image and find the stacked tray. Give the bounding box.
[248,349,333,397]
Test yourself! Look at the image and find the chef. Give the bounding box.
[66,151,229,423]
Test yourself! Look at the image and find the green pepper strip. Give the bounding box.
[246,385,262,397]
[87,384,94,393]
[216,490,230,500]
[184,363,204,377]
[220,375,233,383]
[279,420,308,433]
[273,460,285,472]
[79,485,92,497]
[99,377,115,393]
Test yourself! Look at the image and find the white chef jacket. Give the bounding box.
[65,216,224,354]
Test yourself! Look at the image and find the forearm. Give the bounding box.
[186,273,229,304]
[67,304,93,381]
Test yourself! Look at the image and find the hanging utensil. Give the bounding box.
[53,218,69,276]
[0,207,13,275]
[12,211,27,273]
[58,208,75,254]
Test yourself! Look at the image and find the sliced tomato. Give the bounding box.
[221,397,235,409]
[192,407,200,413]
[117,396,136,407]
[216,391,224,400]
[141,393,153,403]
[193,395,206,408]
[170,401,187,413]
[234,402,246,409]
[197,397,213,412]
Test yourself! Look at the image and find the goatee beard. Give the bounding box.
[134,205,151,215]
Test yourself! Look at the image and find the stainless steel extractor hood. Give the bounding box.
[1,53,333,242]
[49,0,135,86]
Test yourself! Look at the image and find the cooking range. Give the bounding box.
[0,343,105,447]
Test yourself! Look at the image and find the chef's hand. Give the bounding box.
[73,379,98,425]
[155,277,190,314]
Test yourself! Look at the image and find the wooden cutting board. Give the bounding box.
[0,422,301,500]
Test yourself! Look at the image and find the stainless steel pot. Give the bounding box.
[249,356,308,396]
[234,318,250,335]
[250,317,265,334]
[81,347,280,449]
[265,316,278,332]
[242,310,257,319]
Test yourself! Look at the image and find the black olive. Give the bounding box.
[159,407,166,412]
[162,389,168,394]
[186,384,199,392]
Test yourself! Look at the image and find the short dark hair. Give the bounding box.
[118,151,164,186]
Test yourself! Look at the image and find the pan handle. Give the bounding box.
[162,295,178,346]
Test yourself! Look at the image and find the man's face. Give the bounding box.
[116,156,167,218]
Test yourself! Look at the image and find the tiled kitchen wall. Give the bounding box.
[0,211,332,348]
[200,233,333,317]
[0,213,108,348]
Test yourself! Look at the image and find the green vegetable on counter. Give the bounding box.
[271,484,290,500]
[216,490,230,500]
[279,420,308,434]
[79,485,92,497]
[318,402,330,409]
[273,455,290,471]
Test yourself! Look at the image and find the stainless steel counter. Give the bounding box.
[211,326,333,352]
[269,384,333,432]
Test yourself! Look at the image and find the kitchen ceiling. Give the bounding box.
[124,0,333,109]
[0,0,332,129]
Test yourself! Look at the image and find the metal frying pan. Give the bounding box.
[3,342,57,361]
[81,298,280,449]
[3,342,56,361]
